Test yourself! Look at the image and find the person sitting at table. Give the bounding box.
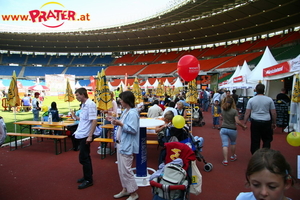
[147,99,163,118]
[21,94,31,112]
[162,101,178,117]
[176,101,187,119]
[49,101,61,135]
[155,111,188,146]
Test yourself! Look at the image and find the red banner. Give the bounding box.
[263,62,290,77]
[233,76,243,83]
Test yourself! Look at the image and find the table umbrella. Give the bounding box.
[64,79,75,110]
[155,80,164,97]
[7,71,21,132]
[292,73,300,103]
[96,69,112,111]
[186,79,198,104]
[28,84,50,91]
[132,77,143,104]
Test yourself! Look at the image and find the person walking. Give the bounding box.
[220,97,246,166]
[211,99,221,129]
[243,83,276,154]
[74,88,98,189]
[107,91,139,200]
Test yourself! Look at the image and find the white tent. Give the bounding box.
[219,65,241,89]
[152,79,159,88]
[172,77,183,88]
[164,79,172,87]
[248,46,278,84]
[117,80,126,89]
[108,82,115,91]
[75,81,81,88]
[141,79,154,88]
[231,60,255,88]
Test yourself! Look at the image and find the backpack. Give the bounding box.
[192,107,199,119]
[0,117,7,146]
[153,161,188,200]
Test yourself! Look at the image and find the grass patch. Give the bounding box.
[1,96,80,143]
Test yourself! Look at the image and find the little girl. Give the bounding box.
[236,148,295,200]
[211,100,221,129]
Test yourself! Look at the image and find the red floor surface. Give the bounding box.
[0,111,299,200]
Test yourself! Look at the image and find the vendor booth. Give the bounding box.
[263,55,300,132]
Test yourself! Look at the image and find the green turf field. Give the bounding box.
[1,96,80,143]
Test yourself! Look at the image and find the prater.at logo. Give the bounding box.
[29,2,90,28]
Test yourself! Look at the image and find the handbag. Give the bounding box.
[189,160,202,195]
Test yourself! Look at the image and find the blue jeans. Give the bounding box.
[32,109,40,121]
[220,128,237,147]
[213,117,220,125]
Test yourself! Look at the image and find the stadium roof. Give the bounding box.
[0,0,299,53]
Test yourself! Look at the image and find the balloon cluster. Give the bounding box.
[172,115,185,129]
[286,132,300,147]
[177,55,200,82]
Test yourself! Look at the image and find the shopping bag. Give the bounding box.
[189,160,202,195]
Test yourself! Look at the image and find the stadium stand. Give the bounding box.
[0,65,23,76]
[65,66,105,77]
[49,55,73,65]
[2,54,26,65]
[133,53,158,64]
[114,54,138,64]
[26,55,51,65]
[105,65,146,76]
[138,63,177,75]
[155,51,184,62]
[216,52,263,69]
[23,66,66,77]
[72,55,95,65]
[93,55,115,65]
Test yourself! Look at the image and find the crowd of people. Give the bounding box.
[3,82,296,199]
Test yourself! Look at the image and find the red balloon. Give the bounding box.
[177,55,200,82]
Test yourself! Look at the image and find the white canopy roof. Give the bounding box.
[248,46,278,84]
[152,79,159,88]
[231,60,255,88]
[141,79,153,88]
[172,77,183,88]
[164,79,171,86]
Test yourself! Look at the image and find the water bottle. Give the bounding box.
[48,112,52,124]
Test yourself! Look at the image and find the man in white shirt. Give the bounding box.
[147,100,163,118]
[73,88,97,189]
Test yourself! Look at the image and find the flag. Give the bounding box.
[64,79,75,102]
[7,71,20,107]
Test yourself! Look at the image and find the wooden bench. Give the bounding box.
[7,133,68,155]
[32,126,64,135]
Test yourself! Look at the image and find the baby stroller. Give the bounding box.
[150,142,196,200]
[150,129,213,200]
[191,106,205,127]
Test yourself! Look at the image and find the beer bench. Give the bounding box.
[7,133,68,155]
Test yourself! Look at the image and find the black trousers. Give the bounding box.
[77,137,93,183]
[250,119,273,154]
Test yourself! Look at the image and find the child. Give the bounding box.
[211,100,221,129]
[236,148,296,200]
